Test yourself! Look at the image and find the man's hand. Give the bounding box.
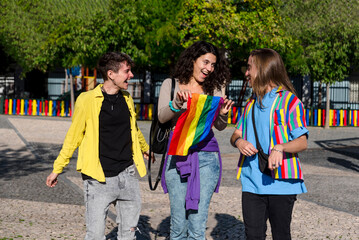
[143,150,156,163]
[46,172,59,188]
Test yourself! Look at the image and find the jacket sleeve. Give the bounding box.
[287,96,308,140]
[53,96,86,173]
[137,123,149,152]
[158,78,177,123]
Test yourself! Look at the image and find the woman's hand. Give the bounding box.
[236,139,258,157]
[172,90,192,109]
[220,95,234,116]
[268,145,284,170]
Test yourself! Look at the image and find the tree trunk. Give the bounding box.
[324,83,330,129]
[64,69,68,92]
[318,82,322,108]
[70,74,75,119]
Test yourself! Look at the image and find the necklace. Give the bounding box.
[101,87,120,111]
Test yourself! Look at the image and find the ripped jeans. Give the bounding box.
[83,165,141,240]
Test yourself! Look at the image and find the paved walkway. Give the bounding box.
[0,115,358,239]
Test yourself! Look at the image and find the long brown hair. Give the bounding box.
[250,48,296,106]
[173,41,231,95]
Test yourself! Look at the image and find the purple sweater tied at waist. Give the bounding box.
[161,130,222,210]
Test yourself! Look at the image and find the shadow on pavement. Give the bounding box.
[105,215,170,240]
[105,214,245,240]
[327,157,359,172]
[314,138,359,172]
[210,213,245,240]
[0,145,49,181]
[315,137,359,149]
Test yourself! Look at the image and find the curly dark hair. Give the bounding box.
[97,52,134,81]
[172,41,231,95]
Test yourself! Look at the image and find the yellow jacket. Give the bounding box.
[53,84,149,182]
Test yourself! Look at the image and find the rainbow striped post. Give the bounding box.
[0,96,3,114]
[60,101,65,117]
[136,104,140,119]
[16,99,20,115]
[48,100,52,116]
[227,107,232,124]
[148,104,153,120]
[9,99,13,115]
[53,101,57,116]
[36,100,40,115]
[24,100,28,115]
[20,99,24,115]
[343,110,347,126]
[56,101,59,116]
[44,100,48,116]
[145,104,149,120]
[168,94,223,156]
[12,99,16,115]
[5,99,8,114]
[354,110,356,126]
[231,107,237,124]
[140,104,144,120]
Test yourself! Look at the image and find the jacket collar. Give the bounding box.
[94,84,104,97]
[93,84,128,99]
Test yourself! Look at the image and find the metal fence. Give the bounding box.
[150,75,359,110]
[0,76,15,98]
[4,70,359,110]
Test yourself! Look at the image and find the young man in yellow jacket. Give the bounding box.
[46,52,149,240]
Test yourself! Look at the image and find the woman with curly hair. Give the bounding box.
[157,41,233,239]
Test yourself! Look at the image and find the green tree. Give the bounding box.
[178,0,303,78]
[277,0,359,128]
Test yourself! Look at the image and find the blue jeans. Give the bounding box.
[83,165,141,240]
[165,151,220,240]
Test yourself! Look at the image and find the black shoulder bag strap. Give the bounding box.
[252,100,272,176]
[148,78,175,190]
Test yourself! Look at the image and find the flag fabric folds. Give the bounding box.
[168,93,224,156]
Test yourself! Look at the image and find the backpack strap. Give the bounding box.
[171,78,175,100]
[148,77,176,191]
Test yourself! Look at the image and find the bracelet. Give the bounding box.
[169,101,181,112]
[271,148,283,153]
[233,136,242,147]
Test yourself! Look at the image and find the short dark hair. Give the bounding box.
[97,52,134,81]
[172,41,230,95]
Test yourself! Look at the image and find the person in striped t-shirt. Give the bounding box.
[231,48,308,240]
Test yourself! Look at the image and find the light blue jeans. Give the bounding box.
[165,151,220,240]
[83,165,141,240]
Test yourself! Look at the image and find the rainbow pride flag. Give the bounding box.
[168,93,224,156]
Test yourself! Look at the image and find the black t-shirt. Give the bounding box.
[82,90,133,180]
